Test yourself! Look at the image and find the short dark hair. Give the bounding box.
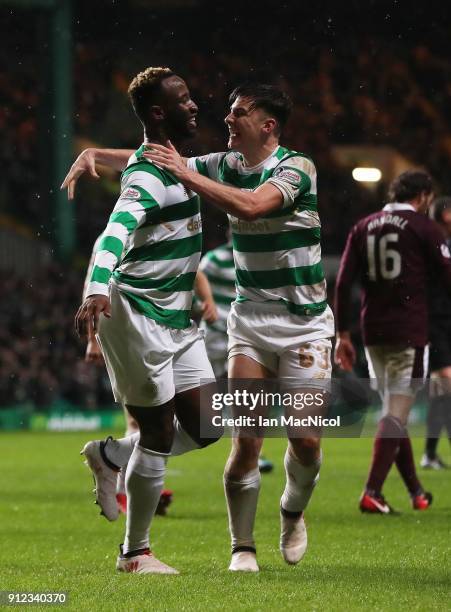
[229,83,293,134]
[431,196,451,223]
[128,66,174,125]
[387,170,433,203]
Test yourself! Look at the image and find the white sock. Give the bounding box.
[224,468,261,552]
[104,433,139,468]
[116,429,138,495]
[171,417,200,456]
[281,448,322,513]
[123,445,168,554]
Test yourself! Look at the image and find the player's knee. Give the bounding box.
[289,436,321,465]
[226,437,262,476]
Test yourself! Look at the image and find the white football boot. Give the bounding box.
[116,550,179,575]
[81,437,120,521]
[228,551,259,572]
[279,510,307,565]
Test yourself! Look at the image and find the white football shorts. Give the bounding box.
[227,300,334,385]
[97,285,214,407]
[365,345,429,399]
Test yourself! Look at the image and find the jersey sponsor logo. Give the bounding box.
[441,243,451,258]
[272,166,301,186]
[187,217,202,231]
[230,218,271,233]
[121,187,140,200]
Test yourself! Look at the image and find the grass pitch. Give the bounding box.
[1,431,450,611]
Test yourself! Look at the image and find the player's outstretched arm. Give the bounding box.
[61,148,134,200]
[194,270,218,323]
[145,142,283,220]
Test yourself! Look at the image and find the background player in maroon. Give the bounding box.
[422,197,451,469]
[335,170,451,513]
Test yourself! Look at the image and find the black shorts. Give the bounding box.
[429,321,451,371]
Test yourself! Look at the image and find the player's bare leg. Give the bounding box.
[224,354,270,572]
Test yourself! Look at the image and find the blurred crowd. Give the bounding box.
[3,4,451,255]
[2,2,451,409]
[0,266,113,410]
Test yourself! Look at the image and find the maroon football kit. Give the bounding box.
[335,202,451,509]
[335,203,451,347]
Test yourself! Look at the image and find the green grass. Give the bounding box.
[1,432,450,611]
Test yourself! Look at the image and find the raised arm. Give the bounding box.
[145,142,284,220]
[61,147,134,200]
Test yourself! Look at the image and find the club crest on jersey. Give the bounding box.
[121,187,140,200]
[273,167,301,186]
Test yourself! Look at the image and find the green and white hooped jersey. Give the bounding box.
[86,144,202,329]
[187,146,327,317]
[199,242,235,333]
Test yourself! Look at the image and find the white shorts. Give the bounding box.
[227,301,334,384]
[201,324,228,377]
[97,285,214,407]
[365,345,429,398]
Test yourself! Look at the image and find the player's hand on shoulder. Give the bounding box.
[75,294,111,338]
[334,334,356,371]
[143,141,188,179]
[61,148,100,200]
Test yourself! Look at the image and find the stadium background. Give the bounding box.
[3,0,451,428]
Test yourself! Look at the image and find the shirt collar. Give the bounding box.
[240,146,280,173]
[382,202,416,213]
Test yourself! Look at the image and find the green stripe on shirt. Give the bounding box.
[206,273,236,287]
[91,266,111,284]
[236,262,325,289]
[113,270,196,292]
[123,233,202,263]
[121,161,179,186]
[142,196,200,227]
[109,211,139,232]
[122,290,191,329]
[232,227,320,253]
[98,235,124,259]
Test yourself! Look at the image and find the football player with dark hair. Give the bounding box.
[335,170,451,513]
